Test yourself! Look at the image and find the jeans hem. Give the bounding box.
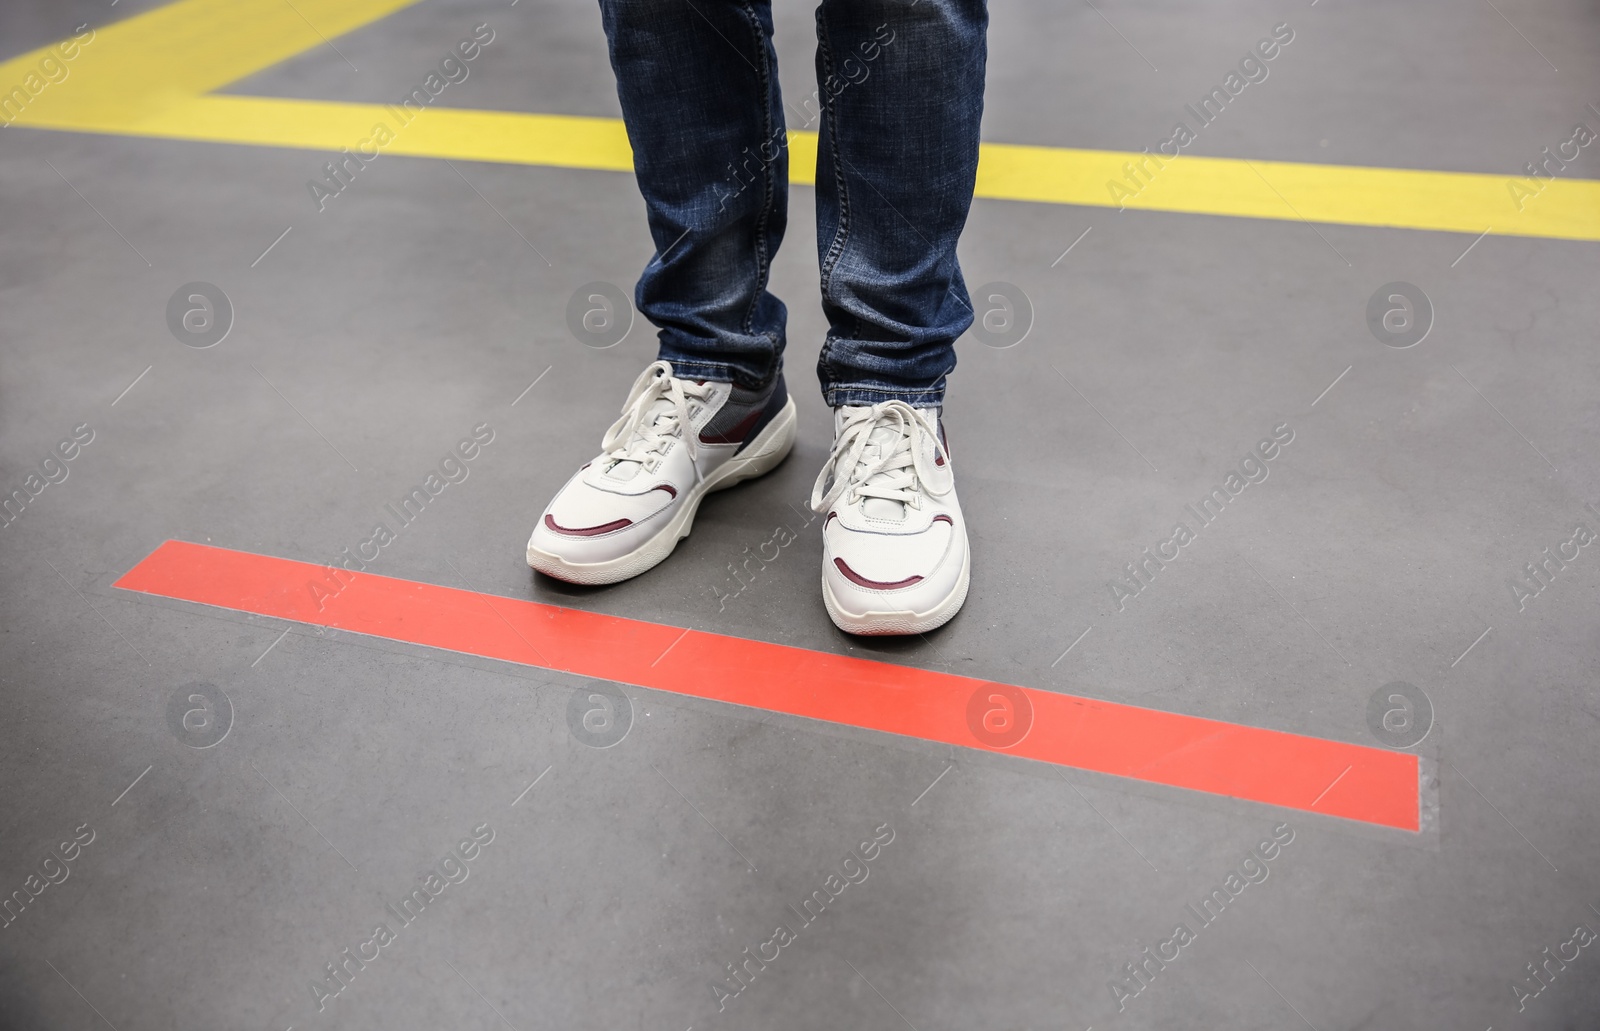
[661,356,781,391]
[824,383,946,408]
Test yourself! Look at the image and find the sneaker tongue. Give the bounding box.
[607,395,679,481]
[607,459,644,482]
[857,422,910,521]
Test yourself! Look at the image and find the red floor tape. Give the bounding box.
[115,540,1420,831]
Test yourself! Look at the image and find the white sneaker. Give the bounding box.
[810,401,970,635]
[527,360,796,585]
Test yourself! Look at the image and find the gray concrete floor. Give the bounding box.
[3,0,1600,1029]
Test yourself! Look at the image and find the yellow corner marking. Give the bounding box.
[1,0,422,127]
[3,0,1597,243]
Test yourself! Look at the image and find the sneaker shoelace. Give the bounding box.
[810,400,946,518]
[599,361,712,478]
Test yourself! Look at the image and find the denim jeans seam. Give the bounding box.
[814,14,853,305]
[814,12,854,399]
[736,0,776,341]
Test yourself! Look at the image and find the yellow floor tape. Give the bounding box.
[4,0,1597,242]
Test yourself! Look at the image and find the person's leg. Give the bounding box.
[811,0,988,408]
[807,0,986,634]
[600,0,791,390]
[526,0,800,585]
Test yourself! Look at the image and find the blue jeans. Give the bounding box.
[598,0,988,407]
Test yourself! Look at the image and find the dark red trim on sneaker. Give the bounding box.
[932,514,953,525]
[833,558,924,590]
[722,374,789,453]
[653,484,678,498]
[544,514,633,537]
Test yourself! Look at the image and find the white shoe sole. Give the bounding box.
[526,397,798,586]
[820,537,971,636]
